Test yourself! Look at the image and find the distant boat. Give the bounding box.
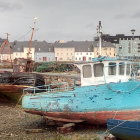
[107,119,140,140]
[21,57,140,124]
[0,71,45,103]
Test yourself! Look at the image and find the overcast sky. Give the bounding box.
[0,0,140,42]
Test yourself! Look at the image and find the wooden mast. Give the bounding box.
[26,17,38,72]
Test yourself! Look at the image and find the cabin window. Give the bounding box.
[83,65,92,78]
[119,62,125,75]
[108,62,116,75]
[94,63,104,77]
[126,64,130,75]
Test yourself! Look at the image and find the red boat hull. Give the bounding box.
[25,110,140,124]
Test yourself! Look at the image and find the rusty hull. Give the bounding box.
[24,110,140,125]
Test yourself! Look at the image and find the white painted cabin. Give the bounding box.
[76,60,132,86]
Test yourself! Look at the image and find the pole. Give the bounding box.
[97,21,102,56]
[131,29,135,60]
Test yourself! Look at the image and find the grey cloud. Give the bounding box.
[132,11,140,18]
[114,14,129,19]
[86,22,96,30]
[0,1,22,11]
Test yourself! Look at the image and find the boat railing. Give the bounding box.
[23,82,73,94]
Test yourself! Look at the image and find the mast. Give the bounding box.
[97,21,102,56]
[27,17,38,59]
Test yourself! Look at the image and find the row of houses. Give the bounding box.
[0,40,116,62]
[1,33,140,63]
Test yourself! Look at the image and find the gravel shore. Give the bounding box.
[0,102,105,140]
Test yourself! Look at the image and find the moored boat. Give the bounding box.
[0,72,45,103]
[22,57,140,124]
[107,119,140,140]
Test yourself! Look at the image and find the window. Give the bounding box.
[89,57,91,60]
[94,63,104,77]
[119,62,125,75]
[83,65,92,78]
[108,62,116,75]
[43,57,47,61]
[17,48,20,51]
[126,64,130,75]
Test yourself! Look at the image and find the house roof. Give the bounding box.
[34,41,54,52]
[93,41,116,48]
[53,41,93,52]
[53,41,115,52]
[11,40,115,53]
[12,41,54,52]
[0,41,13,54]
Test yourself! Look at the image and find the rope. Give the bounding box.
[102,119,129,137]
[14,92,26,108]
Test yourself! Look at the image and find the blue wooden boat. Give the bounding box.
[21,57,140,124]
[107,119,140,140]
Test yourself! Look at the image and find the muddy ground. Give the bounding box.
[0,102,107,140]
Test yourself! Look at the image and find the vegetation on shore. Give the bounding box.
[35,62,74,73]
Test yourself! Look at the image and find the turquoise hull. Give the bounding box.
[22,80,140,112]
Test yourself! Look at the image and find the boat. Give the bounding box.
[0,71,45,103]
[21,56,140,124]
[21,21,140,124]
[107,119,140,140]
[0,18,46,103]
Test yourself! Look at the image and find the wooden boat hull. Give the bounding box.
[0,72,45,103]
[24,110,140,125]
[0,85,30,103]
[107,119,140,140]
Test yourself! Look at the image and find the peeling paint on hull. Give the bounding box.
[22,81,140,124]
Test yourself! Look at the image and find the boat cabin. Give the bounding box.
[76,59,132,86]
